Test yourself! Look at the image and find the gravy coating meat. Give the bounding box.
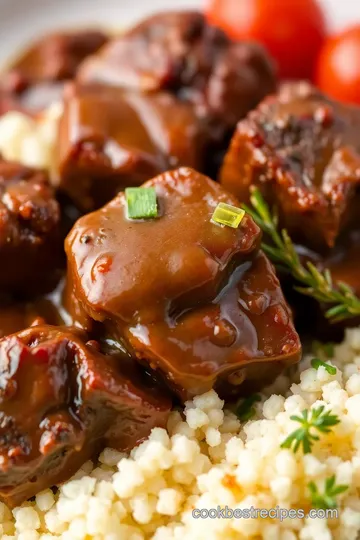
[78,11,276,155]
[220,82,360,253]
[0,325,171,507]
[1,30,108,113]
[0,158,62,296]
[57,84,206,211]
[65,167,301,400]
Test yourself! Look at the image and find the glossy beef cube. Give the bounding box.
[0,30,108,113]
[0,159,61,296]
[0,325,171,507]
[57,83,206,210]
[78,11,276,137]
[220,82,360,252]
[77,342,171,451]
[65,167,301,400]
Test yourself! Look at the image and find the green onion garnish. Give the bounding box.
[211,202,245,229]
[125,187,158,220]
[311,358,337,375]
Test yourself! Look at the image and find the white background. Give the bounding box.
[0,0,359,66]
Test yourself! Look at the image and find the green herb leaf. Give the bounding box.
[311,358,337,375]
[236,394,261,422]
[280,406,340,454]
[126,187,158,220]
[245,188,360,323]
[308,475,348,509]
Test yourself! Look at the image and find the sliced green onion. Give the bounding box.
[211,202,245,229]
[125,187,158,220]
[311,358,337,375]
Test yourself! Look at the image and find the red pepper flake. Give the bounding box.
[96,255,113,274]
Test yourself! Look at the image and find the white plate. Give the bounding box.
[0,0,358,67]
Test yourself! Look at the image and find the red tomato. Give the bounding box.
[207,0,327,80]
[316,26,360,105]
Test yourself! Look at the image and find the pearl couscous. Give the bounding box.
[1,327,360,539]
[0,106,61,171]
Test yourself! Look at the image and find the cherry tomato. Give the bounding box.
[207,0,327,80]
[316,26,360,105]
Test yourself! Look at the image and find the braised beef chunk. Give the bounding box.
[220,82,360,252]
[0,30,108,113]
[78,11,276,136]
[65,167,301,400]
[0,325,171,507]
[9,30,108,84]
[0,159,62,296]
[57,84,206,210]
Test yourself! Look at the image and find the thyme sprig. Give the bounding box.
[243,189,360,322]
[280,406,340,454]
[308,475,348,509]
